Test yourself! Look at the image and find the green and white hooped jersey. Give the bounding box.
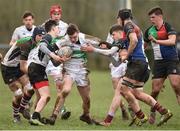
[56,33,97,73]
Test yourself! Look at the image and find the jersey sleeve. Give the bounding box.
[165,22,177,35]
[11,28,20,41]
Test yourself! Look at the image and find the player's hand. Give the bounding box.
[81,44,94,52]
[59,56,71,62]
[149,35,157,43]
[50,52,62,62]
[119,49,128,62]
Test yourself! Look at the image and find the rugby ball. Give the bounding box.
[57,46,73,57]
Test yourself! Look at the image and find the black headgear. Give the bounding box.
[117,9,132,21]
[32,26,46,40]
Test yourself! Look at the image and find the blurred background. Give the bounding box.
[0,0,179,70]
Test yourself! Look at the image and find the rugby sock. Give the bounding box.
[153,102,168,115]
[104,114,114,123]
[135,110,145,119]
[19,93,31,112]
[150,107,156,112]
[12,102,20,118]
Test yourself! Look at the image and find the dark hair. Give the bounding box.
[22,11,34,19]
[148,6,163,16]
[44,20,58,32]
[110,24,123,35]
[117,9,132,20]
[67,24,79,35]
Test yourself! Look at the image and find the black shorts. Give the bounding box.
[1,64,24,84]
[152,59,180,79]
[28,62,48,89]
[124,60,150,83]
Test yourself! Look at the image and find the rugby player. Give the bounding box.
[81,24,129,125]
[42,4,71,120]
[144,7,180,124]
[47,24,99,125]
[113,9,172,126]
[9,11,36,46]
[1,27,45,123]
[28,20,69,126]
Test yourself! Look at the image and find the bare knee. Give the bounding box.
[41,95,51,103]
[61,88,71,98]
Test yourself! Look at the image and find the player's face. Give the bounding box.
[112,31,123,41]
[149,13,162,26]
[100,44,107,49]
[53,25,60,37]
[69,32,79,43]
[23,16,34,29]
[35,34,44,43]
[117,18,123,26]
[51,12,61,22]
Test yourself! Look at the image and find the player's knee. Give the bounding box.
[171,81,180,90]
[42,95,51,103]
[14,88,23,97]
[14,88,23,104]
[62,88,71,97]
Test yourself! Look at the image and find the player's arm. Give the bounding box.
[127,32,138,55]
[150,34,176,46]
[84,34,101,45]
[149,23,176,46]
[122,23,138,61]
[19,42,31,74]
[9,28,19,46]
[94,46,119,56]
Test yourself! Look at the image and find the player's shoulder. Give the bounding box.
[59,20,68,27]
[14,25,26,31]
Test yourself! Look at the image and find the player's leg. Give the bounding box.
[77,85,93,125]
[52,74,71,120]
[132,87,172,126]
[110,63,129,120]
[120,78,147,126]
[1,64,23,123]
[18,75,34,120]
[112,77,129,120]
[9,82,23,123]
[46,62,71,119]
[99,80,123,126]
[75,73,94,125]
[166,60,180,104]
[168,74,180,104]
[33,89,41,110]
[149,60,168,124]
[48,74,73,125]
[30,86,50,126]
[121,61,149,126]
[149,78,165,124]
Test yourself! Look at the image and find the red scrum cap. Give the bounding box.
[50,5,62,16]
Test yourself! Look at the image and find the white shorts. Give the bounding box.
[65,72,89,87]
[109,62,127,78]
[46,61,63,76]
[64,63,89,87]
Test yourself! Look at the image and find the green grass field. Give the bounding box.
[0,70,180,130]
